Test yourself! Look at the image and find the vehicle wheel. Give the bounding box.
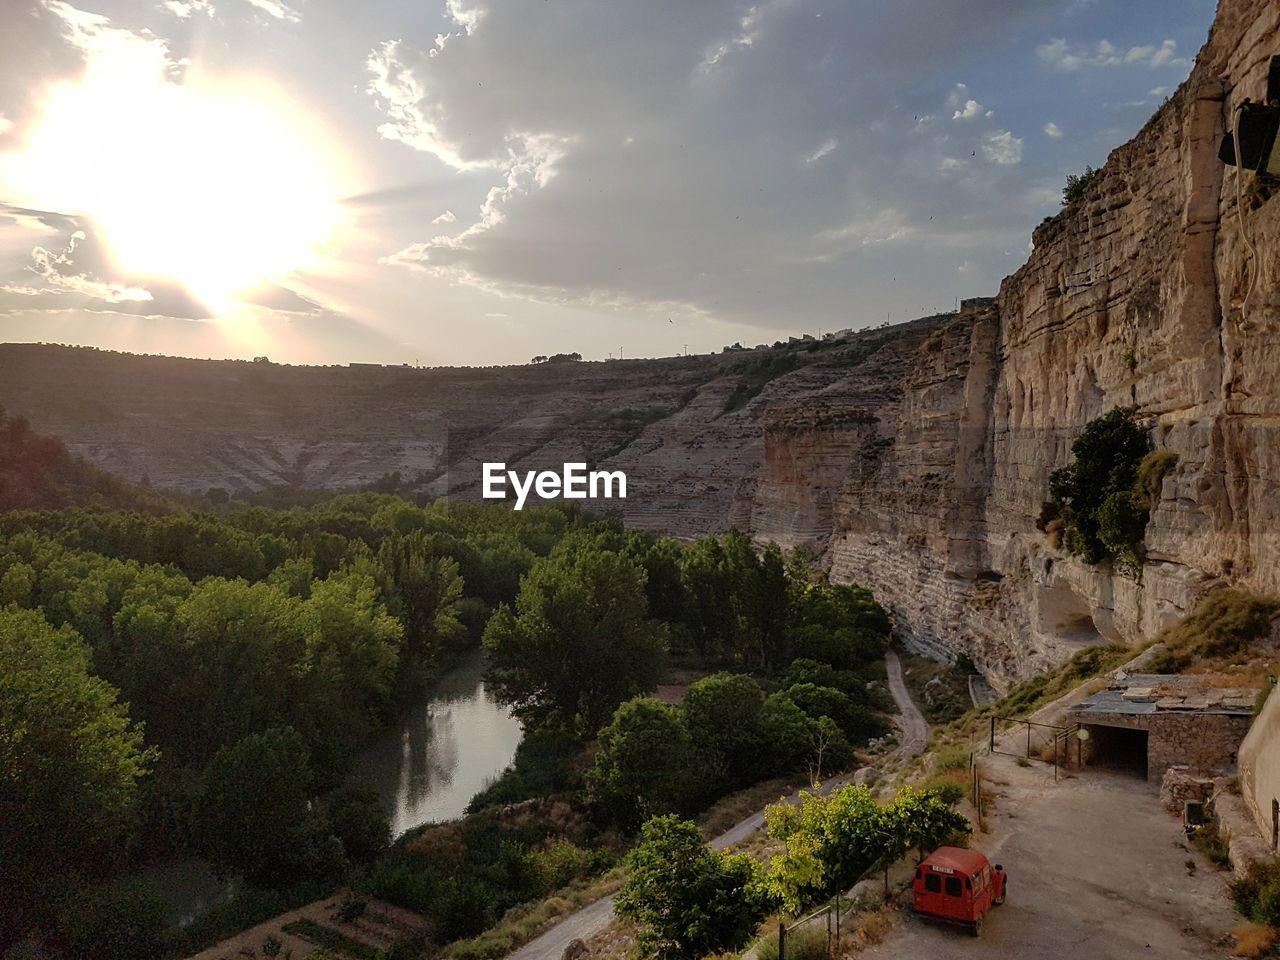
[972,915,985,938]
[995,881,1006,906]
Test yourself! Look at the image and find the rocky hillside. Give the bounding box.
[2,0,1277,688]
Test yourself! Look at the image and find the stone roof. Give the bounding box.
[1069,673,1259,718]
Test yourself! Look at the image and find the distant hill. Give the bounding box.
[0,405,171,513]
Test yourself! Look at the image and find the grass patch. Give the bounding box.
[1146,589,1280,672]
[282,917,382,960]
[898,653,973,724]
[972,643,1132,721]
[443,868,626,960]
[698,776,797,838]
[756,922,829,960]
[1233,923,1277,960]
[1232,860,1280,928]
[1192,823,1231,869]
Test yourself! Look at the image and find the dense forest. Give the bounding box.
[0,414,897,960]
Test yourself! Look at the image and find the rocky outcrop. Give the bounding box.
[1,0,1277,689]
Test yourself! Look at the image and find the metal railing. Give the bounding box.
[987,715,1073,780]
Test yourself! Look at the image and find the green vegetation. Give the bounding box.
[616,816,772,960]
[483,544,668,731]
[1062,165,1100,205]
[1232,860,1280,928]
[283,917,382,960]
[1147,589,1280,672]
[0,607,155,946]
[1045,407,1165,567]
[0,405,171,512]
[763,785,970,913]
[1192,823,1231,869]
[0,414,897,959]
[975,643,1131,720]
[899,652,975,724]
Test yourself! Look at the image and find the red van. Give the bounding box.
[912,846,1006,936]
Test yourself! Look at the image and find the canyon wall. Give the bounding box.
[1,0,1277,687]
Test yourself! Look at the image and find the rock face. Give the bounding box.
[1,0,1277,688]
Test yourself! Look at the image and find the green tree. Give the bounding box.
[0,608,153,943]
[1049,407,1151,564]
[764,785,888,912]
[683,673,766,785]
[585,698,695,830]
[193,726,337,887]
[882,787,971,862]
[616,815,773,960]
[484,548,667,730]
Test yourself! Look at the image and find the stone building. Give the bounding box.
[1239,683,1280,851]
[1067,674,1258,782]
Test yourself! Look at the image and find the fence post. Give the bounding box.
[835,891,841,944]
[989,716,995,753]
[779,921,786,960]
[1026,721,1031,758]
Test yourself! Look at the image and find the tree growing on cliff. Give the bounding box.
[1062,165,1100,204]
[1048,407,1151,566]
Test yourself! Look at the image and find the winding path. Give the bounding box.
[504,651,928,960]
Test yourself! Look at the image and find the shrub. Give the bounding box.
[1233,923,1277,960]
[1192,823,1230,869]
[756,924,829,960]
[1048,407,1152,565]
[1147,590,1280,672]
[1063,165,1100,205]
[1135,450,1178,507]
[1232,860,1280,927]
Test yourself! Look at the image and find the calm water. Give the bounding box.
[358,650,524,837]
[159,652,522,925]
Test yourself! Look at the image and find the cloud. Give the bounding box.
[163,0,215,17]
[432,210,457,224]
[803,138,837,163]
[1037,36,1190,71]
[983,131,1023,165]
[366,0,1063,330]
[1044,121,1063,139]
[953,99,984,120]
[242,0,301,22]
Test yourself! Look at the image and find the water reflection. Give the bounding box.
[358,651,523,837]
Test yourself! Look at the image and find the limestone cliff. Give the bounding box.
[1,0,1277,688]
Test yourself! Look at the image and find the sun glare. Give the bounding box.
[0,41,350,313]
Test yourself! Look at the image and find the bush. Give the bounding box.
[1047,408,1151,565]
[756,924,829,960]
[1147,590,1280,672]
[616,815,773,960]
[1063,165,1100,205]
[1232,860,1280,927]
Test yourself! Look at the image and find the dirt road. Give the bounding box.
[862,754,1239,960]
[505,650,927,960]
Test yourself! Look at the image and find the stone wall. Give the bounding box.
[1239,687,1280,850]
[1080,711,1255,782]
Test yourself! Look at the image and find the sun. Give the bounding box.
[0,43,350,313]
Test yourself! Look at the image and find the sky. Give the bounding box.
[0,0,1216,366]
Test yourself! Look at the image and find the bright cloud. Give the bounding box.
[1044,121,1063,138]
[983,131,1023,165]
[1038,36,1189,71]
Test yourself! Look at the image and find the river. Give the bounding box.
[357,650,524,837]
[160,651,521,926]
